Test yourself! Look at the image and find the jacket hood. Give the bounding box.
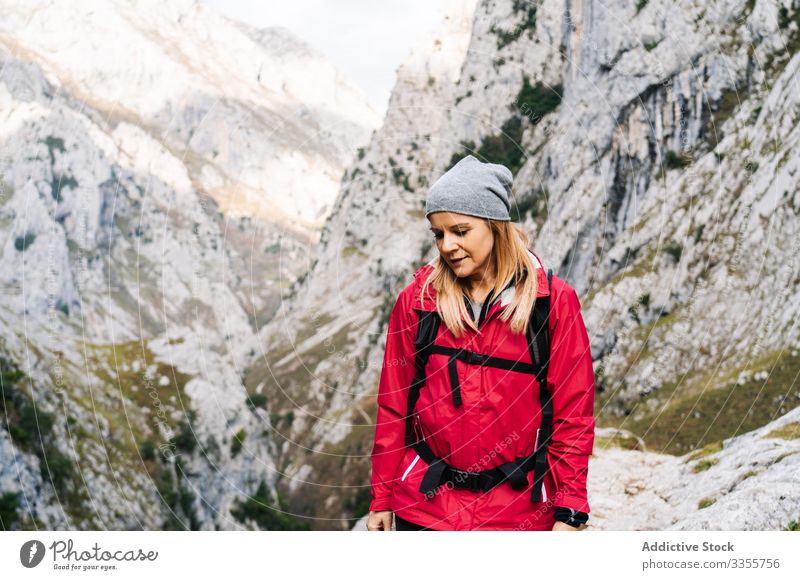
[411,249,549,312]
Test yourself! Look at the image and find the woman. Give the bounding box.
[366,155,595,531]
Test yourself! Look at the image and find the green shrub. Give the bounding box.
[0,491,20,530]
[16,399,55,444]
[170,415,197,455]
[664,150,692,169]
[231,428,246,457]
[55,301,69,316]
[662,241,683,262]
[778,6,790,29]
[510,188,548,223]
[45,136,65,157]
[446,140,477,171]
[476,116,525,176]
[693,224,705,244]
[44,449,74,491]
[492,0,538,49]
[14,233,36,251]
[1,355,24,387]
[343,485,371,519]
[231,480,310,530]
[140,439,157,461]
[516,77,562,125]
[246,393,268,410]
[51,174,78,200]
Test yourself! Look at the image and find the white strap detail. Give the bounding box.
[401,454,421,482]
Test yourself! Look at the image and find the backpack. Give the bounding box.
[403,269,554,503]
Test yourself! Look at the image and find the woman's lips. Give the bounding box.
[451,257,466,266]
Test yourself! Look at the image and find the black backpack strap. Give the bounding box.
[404,310,441,447]
[527,268,553,502]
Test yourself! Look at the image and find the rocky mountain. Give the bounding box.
[253,0,800,530]
[0,0,378,530]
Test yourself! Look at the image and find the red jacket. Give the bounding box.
[369,252,595,530]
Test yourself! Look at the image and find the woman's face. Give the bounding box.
[428,212,495,285]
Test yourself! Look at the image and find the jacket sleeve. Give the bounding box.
[369,287,418,512]
[547,282,595,513]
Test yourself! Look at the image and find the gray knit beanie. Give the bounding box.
[425,154,513,221]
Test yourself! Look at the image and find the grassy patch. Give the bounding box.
[83,340,194,457]
[698,497,716,509]
[686,440,723,462]
[598,349,800,455]
[71,341,200,528]
[278,401,377,530]
[765,422,800,440]
[342,245,368,259]
[692,458,719,473]
[594,431,644,451]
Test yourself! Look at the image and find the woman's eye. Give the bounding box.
[432,230,467,239]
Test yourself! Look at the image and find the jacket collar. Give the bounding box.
[412,249,548,313]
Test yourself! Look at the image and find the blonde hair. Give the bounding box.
[419,220,539,338]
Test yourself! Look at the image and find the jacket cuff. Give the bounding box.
[369,497,392,512]
[553,495,590,513]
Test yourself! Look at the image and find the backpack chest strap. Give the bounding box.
[426,344,537,407]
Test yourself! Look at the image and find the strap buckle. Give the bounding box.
[463,351,488,365]
[449,468,479,491]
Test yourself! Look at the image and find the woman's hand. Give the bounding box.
[552,521,587,531]
[367,510,393,531]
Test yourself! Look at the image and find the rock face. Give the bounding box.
[0,0,377,530]
[590,406,800,530]
[257,0,800,530]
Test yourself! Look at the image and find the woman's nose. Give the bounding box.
[441,234,461,253]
